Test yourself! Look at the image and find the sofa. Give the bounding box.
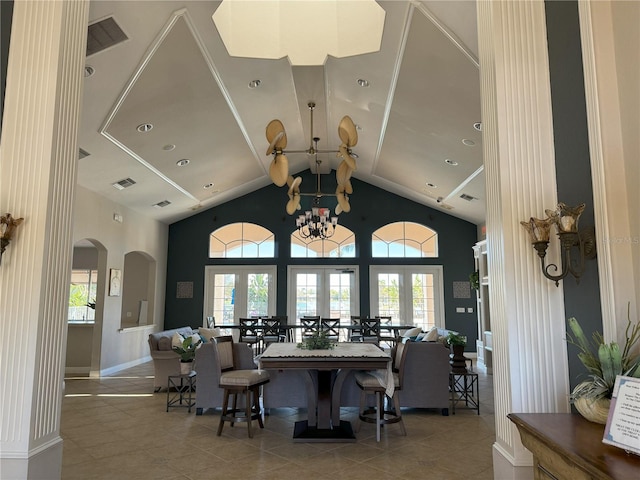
[148,326,196,391]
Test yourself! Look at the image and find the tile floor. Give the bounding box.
[61,362,495,480]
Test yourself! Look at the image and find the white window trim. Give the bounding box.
[287,265,359,320]
[369,265,445,328]
[203,265,277,325]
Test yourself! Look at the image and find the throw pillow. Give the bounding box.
[157,336,172,351]
[198,327,222,342]
[423,326,439,342]
[402,327,422,338]
[171,332,185,349]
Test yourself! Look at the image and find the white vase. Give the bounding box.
[180,361,193,375]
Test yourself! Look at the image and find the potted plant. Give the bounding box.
[566,307,640,424]
[446,331,468,373]
[173,335,202,374]
[469,270,480,290]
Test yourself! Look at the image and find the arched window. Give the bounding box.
[291,225,356,258]
[209,223,275,258]
[372,222,438,257]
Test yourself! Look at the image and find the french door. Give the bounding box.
[287,266,359,329]
[203,266,276,326]
[369,265,444,330]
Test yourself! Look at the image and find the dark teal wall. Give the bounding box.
[545,0,602,390]
[165,170,478,345]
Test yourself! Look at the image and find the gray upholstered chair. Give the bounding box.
[212,336,270,438]
[148,327,196,392]
[354,340,409,442]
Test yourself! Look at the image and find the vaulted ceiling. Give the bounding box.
[78,1,484,225]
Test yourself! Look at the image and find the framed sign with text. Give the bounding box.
[603,375,640,455]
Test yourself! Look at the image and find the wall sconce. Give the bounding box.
[520,203,596,286]
[0,213,25,266]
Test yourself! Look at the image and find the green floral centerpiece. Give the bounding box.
[297,330,336,350]
[566,307,640,423]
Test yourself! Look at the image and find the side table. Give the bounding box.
[449,371,479,415]
[167,371,196,413]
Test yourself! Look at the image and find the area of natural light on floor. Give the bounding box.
[65,393,154,398]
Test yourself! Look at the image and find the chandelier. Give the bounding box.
[265,102,359,239]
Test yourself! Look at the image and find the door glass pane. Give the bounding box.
[295,273,318,319]
[377,273,400,320]
[213,274,236,325]
[412,273,435,330]
[247,273,269,317]
[328,273,352,321]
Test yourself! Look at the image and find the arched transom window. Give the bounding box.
[372,221,438,258]
[291,225,356,258]
[209,223,275,258]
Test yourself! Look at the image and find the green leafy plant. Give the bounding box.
[469,271,480,290]
[566,306,640,401]
[297,330,336,350]
[446,331,467,347]
[172,336,202,362]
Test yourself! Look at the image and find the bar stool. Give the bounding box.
[212,336,270,438]
[355,340,408,442]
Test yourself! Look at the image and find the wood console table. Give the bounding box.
[508,413,640,479]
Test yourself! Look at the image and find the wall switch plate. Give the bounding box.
[456,307,465,313]
[126,312,132,317]
[467,307,474,313]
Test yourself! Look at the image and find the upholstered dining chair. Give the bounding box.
[212,336,270,438]
[354,339,409,442]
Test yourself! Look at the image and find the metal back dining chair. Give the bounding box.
[238,317,261,353]
[261,317,286,347]
[349,315,364,342]
[300,316,320,341]
[320,318,341,342]
[376,315,397,348]
[360,317,381,345]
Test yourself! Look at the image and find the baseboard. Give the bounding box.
[99,355,152,377]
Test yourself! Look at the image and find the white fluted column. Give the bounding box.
[0,1,88,478]
[476,1,570,477]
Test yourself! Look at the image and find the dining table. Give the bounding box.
[259,342,392,442]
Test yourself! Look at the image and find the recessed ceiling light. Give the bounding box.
[162,144,175,151]
[426,182,437,188]
[204,183,214,189]
[473,122,482,131]
[357,78,370,87]
[248,79,261,88]
[462,138,475,146]
[176,159,190,167]
[445,159,459,166]
[136,123,153,133]
[84,65,95,77]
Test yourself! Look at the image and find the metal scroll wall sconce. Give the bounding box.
[520,203,596,286]
[0,213,24,266]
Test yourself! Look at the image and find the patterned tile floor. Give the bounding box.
[62,361,495,479]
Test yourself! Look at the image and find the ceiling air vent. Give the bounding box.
[86,17,128,57]
[112,178,136,190]
[78,148,90,159]
[153,200,172,208]
[460,193,476,202]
